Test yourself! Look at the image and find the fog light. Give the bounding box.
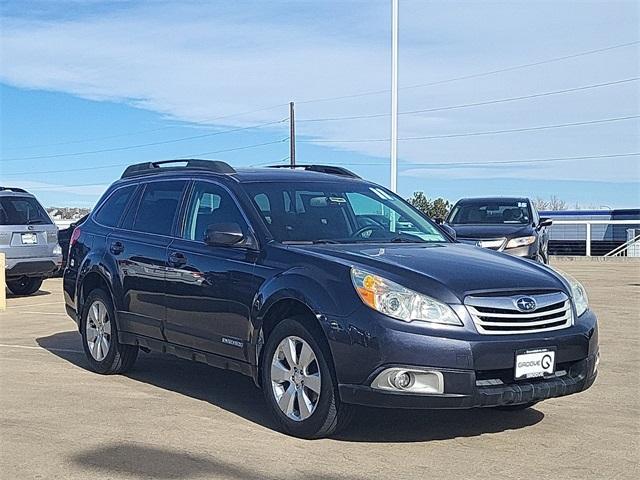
[371,367,444,394]
[392,371,412,389]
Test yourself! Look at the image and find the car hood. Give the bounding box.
[287,242,565,303]
[449,224,533,239]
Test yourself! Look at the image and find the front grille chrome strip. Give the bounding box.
[465,292,573,335]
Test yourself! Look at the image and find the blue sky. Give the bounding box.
[1,0,639,208]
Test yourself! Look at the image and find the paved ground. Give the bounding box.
[1,260,639,480]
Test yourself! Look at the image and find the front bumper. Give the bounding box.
[5,255,63,278]
[327,305,598,409]
[339,352,598,408]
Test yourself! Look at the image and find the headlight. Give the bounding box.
[553,268,589,317]
[350,268,462,325]
[505,235,536,249]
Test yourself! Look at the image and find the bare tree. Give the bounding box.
[533,197,549,210]
[548,195,568,211]
[533,196,568,211]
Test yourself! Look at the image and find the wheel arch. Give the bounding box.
[253,296,339,389]
[77,269,118,330]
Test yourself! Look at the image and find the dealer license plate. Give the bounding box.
[515,349,555,380]
[21,233,38,245]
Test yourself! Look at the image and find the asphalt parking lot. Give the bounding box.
[1,260,638,480]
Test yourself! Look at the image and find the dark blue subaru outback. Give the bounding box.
[63,160,598,438]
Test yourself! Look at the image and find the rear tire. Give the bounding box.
[81,289,138,374]
[6,277,43,296]
[261,317,353,439]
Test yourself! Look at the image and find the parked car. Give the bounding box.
[1,187,62,295]
[443,197,552,263]
[57,214,88,273]
[63,160,598,438]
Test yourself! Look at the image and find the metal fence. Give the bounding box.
[550,220,640,256]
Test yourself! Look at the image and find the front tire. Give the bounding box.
[261,317,353,439]
[81,289,138,374]
[6,277,43,296]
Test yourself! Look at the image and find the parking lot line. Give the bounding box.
[0,343,83,354]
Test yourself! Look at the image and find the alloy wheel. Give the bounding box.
[270,336,321,421]
[86,300,111,362]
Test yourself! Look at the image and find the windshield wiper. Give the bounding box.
[283,239,341,245]
[26,219,46,225]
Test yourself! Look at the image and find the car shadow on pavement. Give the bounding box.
[71,443,364,480]
[38,331,544,443]
[5,288,52,299]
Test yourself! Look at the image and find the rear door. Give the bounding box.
[107,180,188,340]
[164,180,259,360]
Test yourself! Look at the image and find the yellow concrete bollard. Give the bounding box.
[0,252,5,311]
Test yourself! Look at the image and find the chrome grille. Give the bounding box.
[466,292,572,335]
[458,237,506,250]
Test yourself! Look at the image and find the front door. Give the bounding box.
[164,181,258,361]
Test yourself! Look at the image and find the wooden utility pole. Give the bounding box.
[289,101,296,168]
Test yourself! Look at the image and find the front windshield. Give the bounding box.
[245,182,447,244]
[448,200,531,225]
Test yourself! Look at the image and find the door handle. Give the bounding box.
[109,241,124,255]
[168,251,187,267]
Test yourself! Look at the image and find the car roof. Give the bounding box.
[112,165,370,187]
[0,187,34,198]
[455,196,530,204]
[231,167,366,183]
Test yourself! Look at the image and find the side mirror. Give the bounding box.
[205,223,245,247]
[434,217,444,225]
[441,224,457,240]
[539,218,553,228]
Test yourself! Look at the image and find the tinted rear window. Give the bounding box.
[132,181,186,236]
[94,185,136,227]
[0,196,52,226]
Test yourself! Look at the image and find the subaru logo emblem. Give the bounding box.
[515,297,537,312]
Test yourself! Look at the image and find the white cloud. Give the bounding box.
[1,0,639,183]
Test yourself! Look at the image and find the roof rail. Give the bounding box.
[0,187,28,193]
[121,159,236,179]
[267,164,360,179]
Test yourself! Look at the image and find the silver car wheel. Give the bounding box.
[86,300,111,362]
[270,336,321,422]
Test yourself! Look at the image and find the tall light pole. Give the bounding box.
[390,0,399,192]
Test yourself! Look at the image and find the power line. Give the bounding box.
[3,139,289,177]
[297,77,640,123]
[16,152,639,183]
[1,119,287,162]
[3,103,289,152]
[300,114,640,143]
[335,152,639,167]
[295,40,640,105]
[2,163,129,177]
[181,138,289,157]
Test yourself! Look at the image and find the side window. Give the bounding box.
[253,193,272,224]
[94,185,135,227]
[183,182,248,242]
[132,181,186,236]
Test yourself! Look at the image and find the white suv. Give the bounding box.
[0,187,62,295]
